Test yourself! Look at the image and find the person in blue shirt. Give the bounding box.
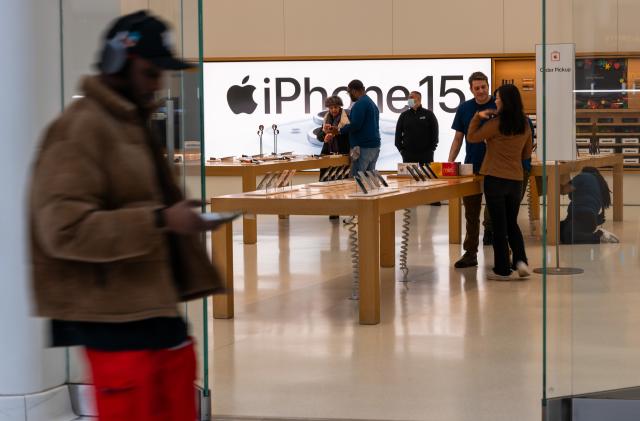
[328,79,381,176]
[448,72,496,268]
[560,167,619,244]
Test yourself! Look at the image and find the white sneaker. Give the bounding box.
[487,270,515,281]
[597,228,620,243]
[516,261,531,278]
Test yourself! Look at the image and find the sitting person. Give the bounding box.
[560,167,619,244]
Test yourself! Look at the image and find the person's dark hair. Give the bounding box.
[410,91,422,98]
[582,166,611,209]
[325,95,343,107]
[496,84,526,136]
[348,79,365,91]
[468,71,488,86]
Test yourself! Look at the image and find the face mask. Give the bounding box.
[408,98,416,108]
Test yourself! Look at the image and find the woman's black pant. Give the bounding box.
[560,211,599,244]
[484,175,528,276]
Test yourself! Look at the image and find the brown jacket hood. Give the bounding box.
[29,76,223,322]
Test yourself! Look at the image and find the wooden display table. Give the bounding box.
[529,154,623,245]
[209,177,482,325]
[206,155,350,244]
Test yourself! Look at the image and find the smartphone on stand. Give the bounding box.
[319,166,334,182]
[411,165,427,181]
[337,165,351,180]
[358,171,376,190]
[279,169,296,187]
[423,163,438,179]
[373,170,389,187]
[406,165,421,181]
[365,170,381,188]
[256,172,272,190]
[353,175,368,194]
[273,170,290,188]
[265,172,281,189]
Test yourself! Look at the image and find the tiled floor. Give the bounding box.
[202,205,638,421]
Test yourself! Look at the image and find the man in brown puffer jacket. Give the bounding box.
[29,11,223,420]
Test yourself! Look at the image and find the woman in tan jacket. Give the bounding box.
[467,84,532,281]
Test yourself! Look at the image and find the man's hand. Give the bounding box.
[162,199,221,234]
[448,131,464,162]
[324,133,334,143]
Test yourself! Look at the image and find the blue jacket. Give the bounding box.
[339,95,381,148]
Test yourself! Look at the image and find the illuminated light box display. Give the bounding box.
[203,58,491,170]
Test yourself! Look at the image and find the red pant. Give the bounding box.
[85,341,196,421]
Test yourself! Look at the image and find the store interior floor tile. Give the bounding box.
[205,205,638,421]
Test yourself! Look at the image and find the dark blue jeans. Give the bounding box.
[350,147,380,176]
[484,175,528,276]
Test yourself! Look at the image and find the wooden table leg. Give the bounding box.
[358,202,380,325]
[380,212,395,268]
[242,173,257,245]
[547,165,559,245]
[449,196,461,244]
[613,159,623,222]
[212,221,234,319]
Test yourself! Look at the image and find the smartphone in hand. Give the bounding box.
[200,212,242,226]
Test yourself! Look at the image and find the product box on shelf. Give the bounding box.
[576,138,591,145]
[623,147,639,154]
[577,148,590,155]
[622,137,640,144]
[599,148,615,154]
[600,138,616,144]
[623,157,639,164]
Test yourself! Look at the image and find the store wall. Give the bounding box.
[199,0,638,58]
[118,1,639,58]
[0,0,66,396]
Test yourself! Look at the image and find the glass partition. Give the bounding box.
[59,0,211,413]
[541,0,640,417]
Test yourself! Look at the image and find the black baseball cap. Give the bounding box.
[99,11,192,72]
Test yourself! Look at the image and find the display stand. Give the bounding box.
[245,185,301,196]
[306,180,353,188]
[347,187,399,198]
[533,160,584,275]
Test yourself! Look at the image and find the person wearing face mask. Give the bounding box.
[467,84,532,281]
[395,91,439,166]
[448,71,497,269]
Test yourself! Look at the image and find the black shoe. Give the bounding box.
[483,232,493,246]
[454,252,478,268]
[429,201,442,206]
[329,215,339,220]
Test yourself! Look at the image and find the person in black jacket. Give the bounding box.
[395,91,440,205]
[395,91,439,165]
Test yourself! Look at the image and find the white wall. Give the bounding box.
[61,1,121,103]
[0,0,66,395]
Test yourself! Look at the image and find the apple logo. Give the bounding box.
[227,75,257,114]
